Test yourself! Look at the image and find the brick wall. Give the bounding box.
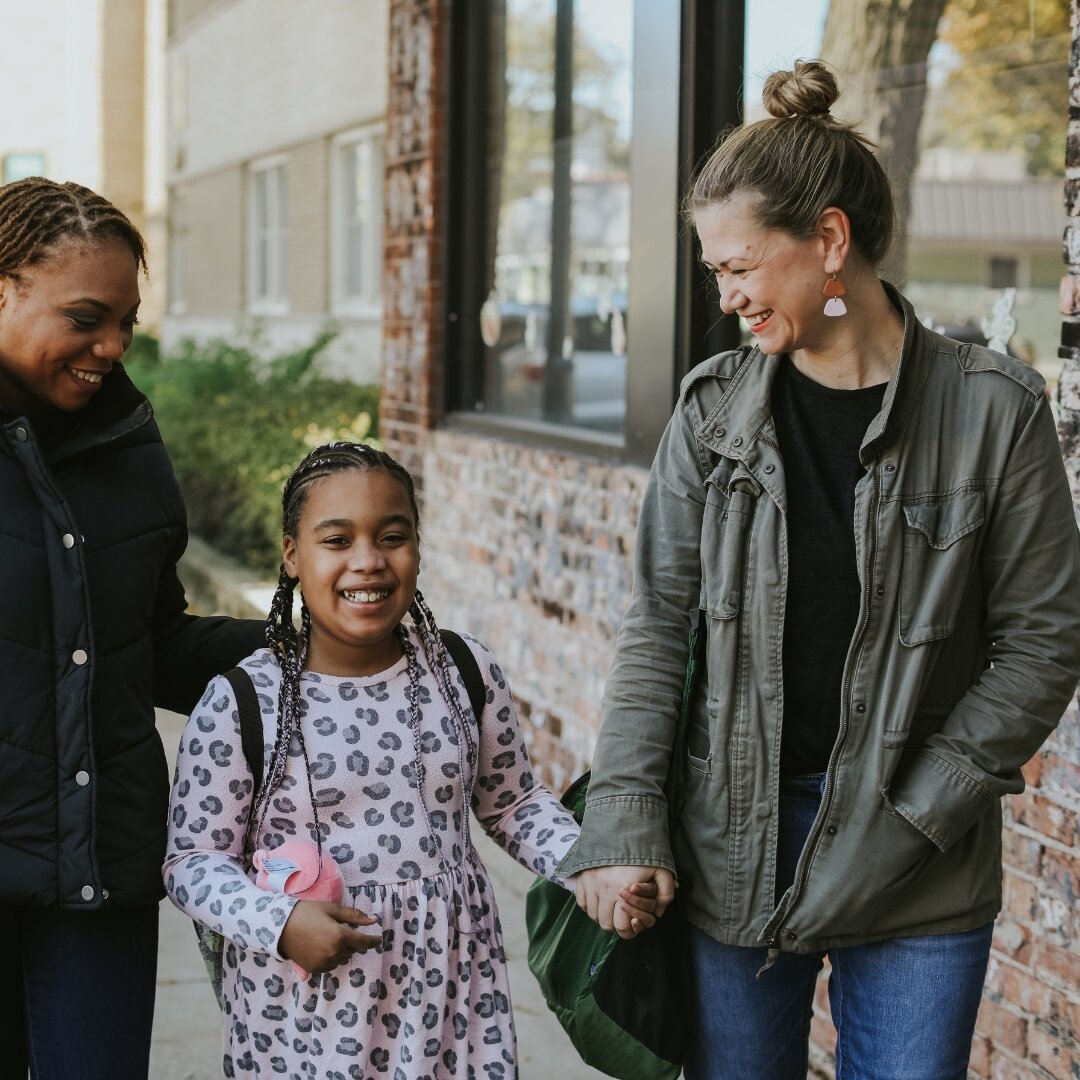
[382,5,1080,1077]
[381,0,445,482]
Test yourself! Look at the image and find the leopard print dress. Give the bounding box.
[164,629,579,1079]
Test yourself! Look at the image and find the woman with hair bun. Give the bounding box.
[560,60,1080,1078]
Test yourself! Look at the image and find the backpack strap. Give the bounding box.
[438,630,486,731]
[223,666,264,796]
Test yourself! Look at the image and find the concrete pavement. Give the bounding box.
[150,707,608,1080]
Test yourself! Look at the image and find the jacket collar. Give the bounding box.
[695,282,935,466]
[1,364,153,463]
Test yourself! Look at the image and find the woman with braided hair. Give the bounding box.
[164,442,657,1078]
[0,176,263,1077]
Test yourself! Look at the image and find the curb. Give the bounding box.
[179,535,275,620]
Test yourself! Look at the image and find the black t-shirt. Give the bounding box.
[771,361,887,776]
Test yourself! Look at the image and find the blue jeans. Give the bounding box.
[0,904,159,1080]
[686,775,993,1080]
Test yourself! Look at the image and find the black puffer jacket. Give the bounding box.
[0,366,262,909]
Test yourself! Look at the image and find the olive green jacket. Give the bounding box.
[559,287,1080,953]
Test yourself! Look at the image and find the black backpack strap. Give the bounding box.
[223,666,264,796]
[439,630,486,731]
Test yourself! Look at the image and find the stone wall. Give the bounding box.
[382,4,1080,1077]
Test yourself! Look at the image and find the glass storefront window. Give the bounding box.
[743,0,1068,386]
[481,0,634,434]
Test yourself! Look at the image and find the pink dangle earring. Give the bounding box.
[823,274,847,317]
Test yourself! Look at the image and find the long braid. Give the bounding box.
[0,177,147,278]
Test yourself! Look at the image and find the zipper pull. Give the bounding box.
[756,947,780,979]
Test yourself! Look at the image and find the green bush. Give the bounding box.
[124,328,380,574]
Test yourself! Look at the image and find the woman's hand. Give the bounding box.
[278,900,382,974]
[574,865,677,939]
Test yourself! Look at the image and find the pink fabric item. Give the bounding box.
[252,840,345,979]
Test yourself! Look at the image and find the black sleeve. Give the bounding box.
[152,535,266,715]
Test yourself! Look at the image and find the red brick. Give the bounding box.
[1012,793,1080,850]
[976,999,1028,1057]
[992,919,1034,965]
[1036,941,1080,993]
[1027,1022,1080,1080]
[1001,828,1043,878]
[969,1033,992,1077]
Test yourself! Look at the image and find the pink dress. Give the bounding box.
[164,629,579,1079]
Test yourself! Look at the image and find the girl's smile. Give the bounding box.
[282,468,420,677]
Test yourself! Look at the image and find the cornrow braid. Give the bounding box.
[0,176,147,280]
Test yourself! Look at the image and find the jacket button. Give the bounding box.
[102,888,110,899]
[62,533,76,549]
[715,427,726,438]
[855,702,866,713]
[15,426,28,442]
[72,649,88,666]
[732,436,743,447]
[884,462,896,473]
[81,885,95,901]
[875,585,885,597]
[827,825,838,835]
[75,770,90,786]
[764,464,775,474]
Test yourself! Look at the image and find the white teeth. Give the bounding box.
[72,369,103,383]
[747,310,772,327]
[343,589,390,603]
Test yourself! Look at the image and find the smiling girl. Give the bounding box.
[164,442,656,1078]
[0,177,263,1078]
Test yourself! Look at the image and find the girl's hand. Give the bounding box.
[278,900,382,974]
[617,880,662,936]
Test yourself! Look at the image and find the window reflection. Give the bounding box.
[484,0,633,434]
[744,0,1067,382]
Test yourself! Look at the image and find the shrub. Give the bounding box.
[124,329,380,574]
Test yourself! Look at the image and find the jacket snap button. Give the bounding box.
[732,436,743,447]
[827,825,838,835]
[81,885,95,901]
[72,649,88,666]
[875,585,885,597]
[76,770,90,787]
[102,888,110,899]
[855,702,866,713]
[715,427,726,439]
[764,464,775,474]
[15,426,27,442]
[62,533,76,549]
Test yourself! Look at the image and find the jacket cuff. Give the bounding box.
[555,794,674,876]
[887,749,995,852]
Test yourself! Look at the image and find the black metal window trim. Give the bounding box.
[442,0,745,467]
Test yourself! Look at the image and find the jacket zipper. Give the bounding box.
[757,455,881,975]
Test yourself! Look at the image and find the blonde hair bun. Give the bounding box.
[762,59,840,120]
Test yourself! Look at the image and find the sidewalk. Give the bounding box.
[150,704,608,1080]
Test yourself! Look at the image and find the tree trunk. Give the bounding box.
[820,0,948,284]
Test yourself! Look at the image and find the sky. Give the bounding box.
[744,0,830,112]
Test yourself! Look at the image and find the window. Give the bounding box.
[2,152,46,184]
[168,190,186,314]
[248,159,288,313]
[332,128,384,315]
[989,256,1019,290]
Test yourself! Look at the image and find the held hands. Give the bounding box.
[574,865,677,940]
[278,900,382,975]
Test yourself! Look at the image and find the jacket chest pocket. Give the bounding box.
[701,464,759,620]
[898,489,985,646]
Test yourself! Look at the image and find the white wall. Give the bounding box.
[0,0,103,186]
[168,0,388,182]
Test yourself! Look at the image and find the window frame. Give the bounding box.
[247,154,289,316]
[442,0,744,466]
[330,124,385,319]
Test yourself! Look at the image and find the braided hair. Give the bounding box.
[253,442,480,847]
[0,177,147,280]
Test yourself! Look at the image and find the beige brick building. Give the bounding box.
[163,0,388,381]
[0,0,167,327]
